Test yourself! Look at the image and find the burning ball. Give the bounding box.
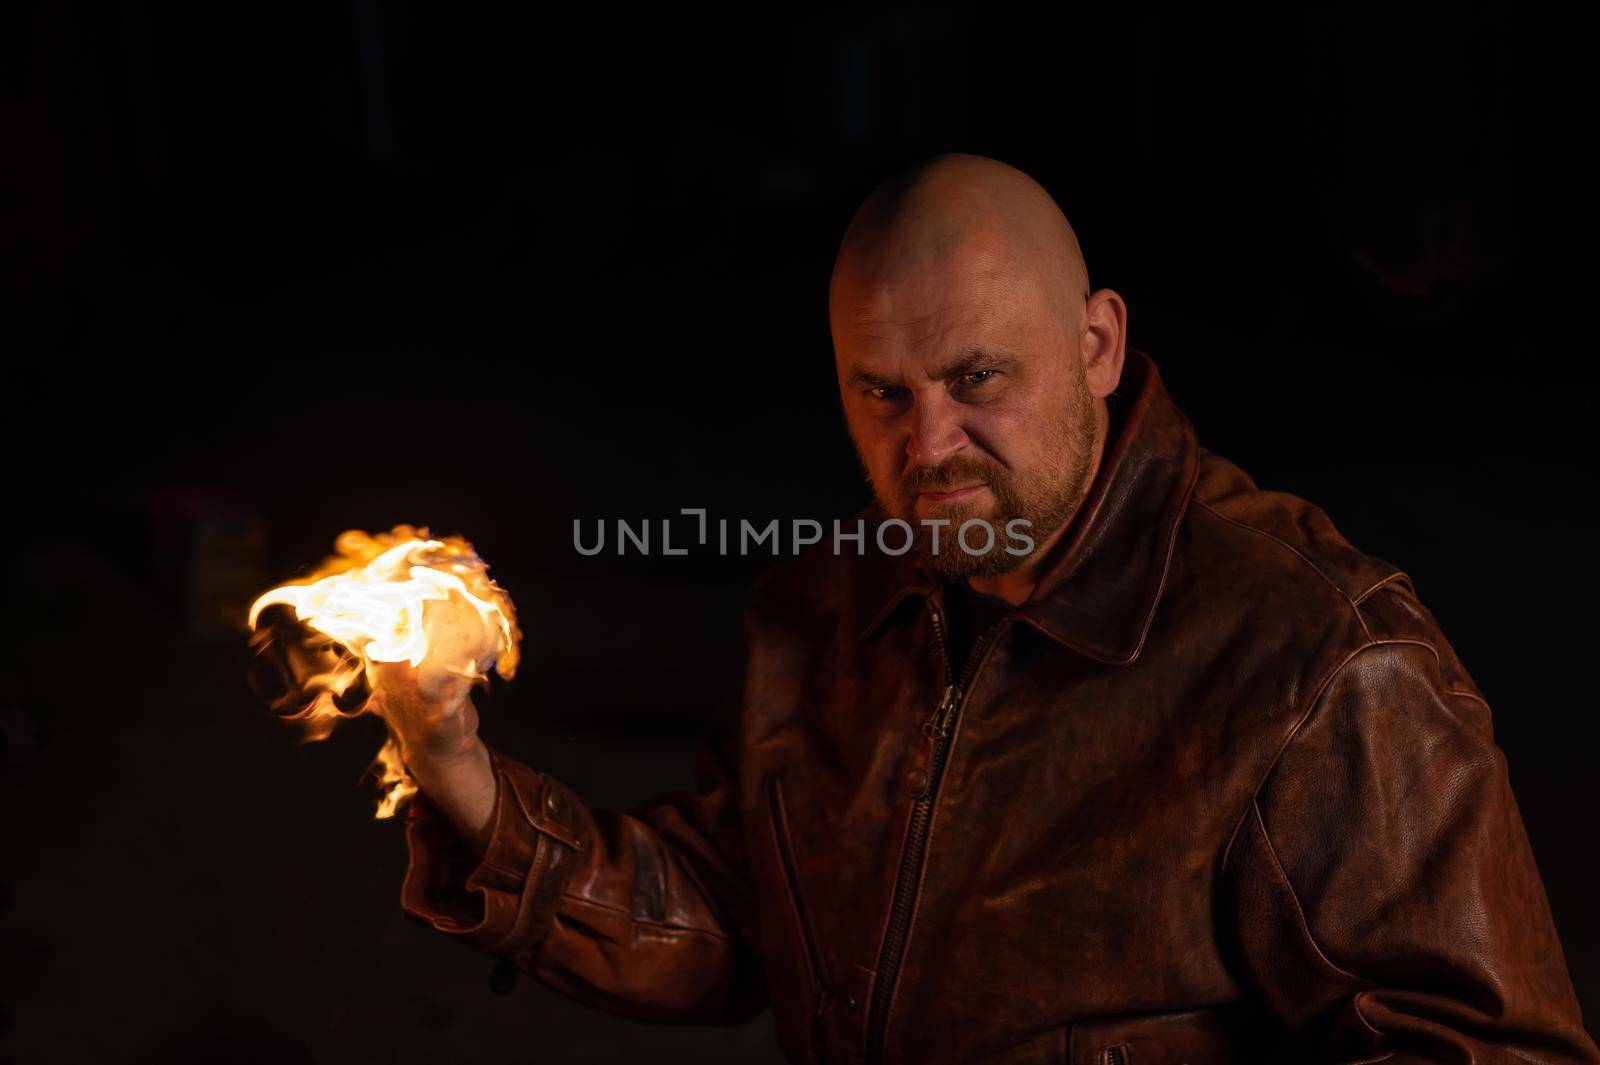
[247,525,521,817]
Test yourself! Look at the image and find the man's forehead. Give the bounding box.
[833,271,1026,383]
[839,254,1019,332]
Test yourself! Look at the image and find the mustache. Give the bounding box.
[902,457,1002,494]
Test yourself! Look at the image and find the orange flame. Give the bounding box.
[247,525,520,818]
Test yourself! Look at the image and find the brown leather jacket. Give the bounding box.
[400,351,1598,1064]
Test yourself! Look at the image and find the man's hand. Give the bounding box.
[372,659,480,763]
[371,660,497,855]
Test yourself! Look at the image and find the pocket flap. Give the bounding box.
[1068,1003,1270,1065]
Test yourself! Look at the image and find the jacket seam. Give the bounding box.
[1192,498,1373,642]
[1352,637,1492,715]
[1231,638,1503,1054]
[1218,640,1377,880]
[1500,1046,1546,1065]
[1444,686,1491,711]
[555,890,736,942]
[477,857,528,882]
[1249,801,1387,1047]
[1352,572,1410,606]
[1247,799,1375,994]
[1235,637,1480,841]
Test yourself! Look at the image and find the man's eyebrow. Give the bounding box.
[930,349,1016,379]
[846,351,1016,389]
[846,364,899,389]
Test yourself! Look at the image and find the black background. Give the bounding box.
[6,3,1596,1061]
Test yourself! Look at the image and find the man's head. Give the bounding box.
[830,154,1127,581]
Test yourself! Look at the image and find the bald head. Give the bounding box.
[830,154,1090,331]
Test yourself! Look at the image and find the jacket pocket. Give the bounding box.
[767,770,835,1063]
[1067,1003,1271,1065]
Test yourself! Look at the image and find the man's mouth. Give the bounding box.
[914,483,988,505]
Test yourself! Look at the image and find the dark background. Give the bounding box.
[5,3,1595,1062]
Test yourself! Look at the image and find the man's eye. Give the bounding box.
[960,370,995,387]
[868,386,903,400]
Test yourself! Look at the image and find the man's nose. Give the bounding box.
[905,393,969,469]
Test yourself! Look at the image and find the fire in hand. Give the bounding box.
[247,526,521,818]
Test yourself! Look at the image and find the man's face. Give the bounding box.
[833,246,1102,578]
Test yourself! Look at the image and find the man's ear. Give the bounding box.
[1081,288,1127,399]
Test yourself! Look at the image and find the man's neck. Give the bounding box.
[965,521,1074,607]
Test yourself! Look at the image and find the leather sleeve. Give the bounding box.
[400,736,768,1025]
[1224,639,1598,1063]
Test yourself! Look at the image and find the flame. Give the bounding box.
[248,525,521,818]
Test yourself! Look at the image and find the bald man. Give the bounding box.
[387,156,1598,1063]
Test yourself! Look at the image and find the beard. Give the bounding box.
[862,361,1103,579]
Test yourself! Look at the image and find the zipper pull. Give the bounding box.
[922,684,961,739]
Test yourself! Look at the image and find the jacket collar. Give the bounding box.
[861,349,1199,666]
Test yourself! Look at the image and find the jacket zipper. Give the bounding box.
[769,774,834,1063]
[866,604,1002,1064]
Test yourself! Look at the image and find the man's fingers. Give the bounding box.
[369,660,424,707]
[367,659,477,758]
